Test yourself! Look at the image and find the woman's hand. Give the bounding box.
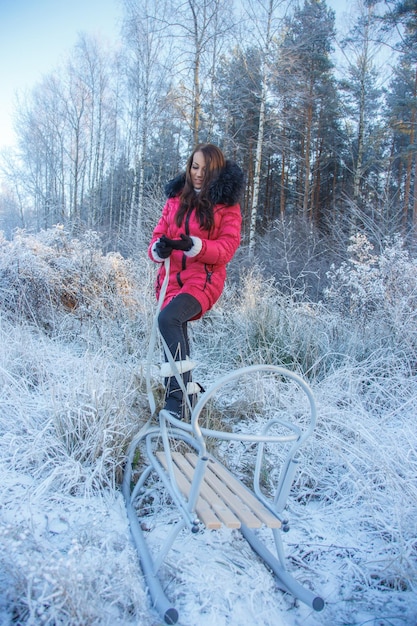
[160,234,193,252]
[155,237,173,258]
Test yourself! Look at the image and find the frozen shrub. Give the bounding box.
[0,521,148,625]
[194,266,332,380]
[0,226,145,344]
[324,233,417,362]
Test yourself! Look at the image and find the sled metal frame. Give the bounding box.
[123,364,325,624]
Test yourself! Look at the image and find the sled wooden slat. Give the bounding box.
[156,451,281,529]
[155,451,223,529]
[184,453,262,528]
[169,452,241,529]
[185,453,282,529]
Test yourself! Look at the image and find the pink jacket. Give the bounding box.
[148,161,244,319]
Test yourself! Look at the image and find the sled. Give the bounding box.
[122,363,325,624]
[123,257,324,623]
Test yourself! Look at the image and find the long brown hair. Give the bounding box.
[175,143,226,231]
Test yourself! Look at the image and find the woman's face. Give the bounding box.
[190,150,206,190]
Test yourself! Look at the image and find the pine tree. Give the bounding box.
[339,0,385,211]
[276,0,338,224]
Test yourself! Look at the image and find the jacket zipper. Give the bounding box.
[176,208,193,287]
[176,208,214,288]
[184,208,192,235]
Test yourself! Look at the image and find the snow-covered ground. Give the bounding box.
[0,228,416,625]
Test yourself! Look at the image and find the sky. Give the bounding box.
[0,0,123,149]
[0,0,350,152]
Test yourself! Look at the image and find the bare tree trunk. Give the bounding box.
[248,0,279,254]
[207,0,220,142]
[312,136,323,225]
[404,67,417,234]
[403,124,413,232]
[302,100,313,220]
[280,150,286,219]
[353,33,368,203]
[136,112,148,235]
[249,72,267,253]
[129,97,140,236]
[189,0,202,145]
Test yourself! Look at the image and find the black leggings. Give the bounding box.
[158,293,202,363]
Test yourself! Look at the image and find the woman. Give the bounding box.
[148,143,244,418]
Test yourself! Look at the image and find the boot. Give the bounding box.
[160,358,196,420]
[163,387,183,419]
[186,381,205,415]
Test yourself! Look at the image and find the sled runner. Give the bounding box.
[122,262,324,624]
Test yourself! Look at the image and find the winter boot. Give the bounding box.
[186,381,205,415]
[160,358,196,420]
[163,387,183,419]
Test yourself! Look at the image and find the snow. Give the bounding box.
[0,227,416,625]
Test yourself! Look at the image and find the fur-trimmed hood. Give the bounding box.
[165,160,244,206]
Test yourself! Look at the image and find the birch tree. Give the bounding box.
[71,35,115,228]
[15,74,68,228]
[242,0,289,254]
[122,0,172,238]
[168,0,232,148]
[339,0,384,208]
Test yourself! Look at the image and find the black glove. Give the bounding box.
[155,238,173,258]
[160,233,193,252]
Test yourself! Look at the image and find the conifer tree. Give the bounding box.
[277,0,337,223]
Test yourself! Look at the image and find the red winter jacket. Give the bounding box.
[148,161,244,319]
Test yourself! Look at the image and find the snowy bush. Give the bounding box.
[325,233,417,363]
[0,520,148,625]
[193,267,322,380]
[0,226,149,349]
[194,266,352,382]
[194,234,417,385]
[0,316,153,623]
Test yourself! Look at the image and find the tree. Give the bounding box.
[277,0,338,223]
[339,0,385,212]
[383,0,417,50]
[74,36,111,229]
[0,154,28,234]
[242,0,287,254]
[15,74,68,228]
[122,0,173,239]
[13,35,122,233]
[215,45,263,234]
[168,0,233,147]
[386,53,417,235]
[383,0,417,238]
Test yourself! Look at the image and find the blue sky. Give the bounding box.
[0,0,122,149]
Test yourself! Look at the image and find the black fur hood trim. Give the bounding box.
[165,160,244,206]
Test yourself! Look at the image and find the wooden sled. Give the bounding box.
[123,364,324,624]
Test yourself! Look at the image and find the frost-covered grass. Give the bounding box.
[0,227,416,625]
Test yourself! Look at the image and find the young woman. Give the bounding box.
[148,143,244,418]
